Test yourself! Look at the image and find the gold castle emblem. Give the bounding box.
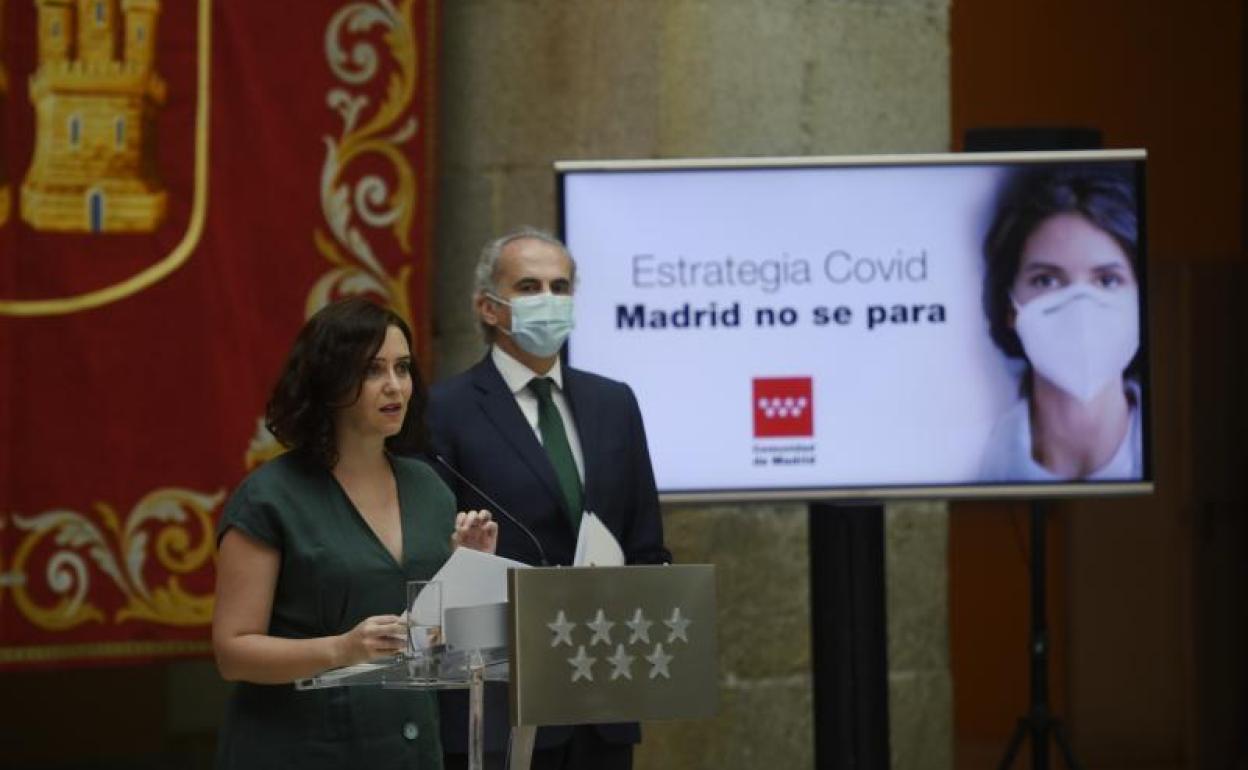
[22,0,166,233]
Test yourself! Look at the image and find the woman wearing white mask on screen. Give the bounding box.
[979,165,1144,482]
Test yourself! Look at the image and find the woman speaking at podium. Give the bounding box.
[212,298,496,769]
[979,164,1144,482]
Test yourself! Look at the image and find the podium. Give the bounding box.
[507,565,718,769]
[296,564,718,770]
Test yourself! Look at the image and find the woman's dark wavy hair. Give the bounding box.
[982,163,1140,372]
[265,298,427,467]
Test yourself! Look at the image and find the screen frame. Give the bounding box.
[556,149,1153,503]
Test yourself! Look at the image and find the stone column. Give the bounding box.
[886,501,953,770]
[436,2,951,768]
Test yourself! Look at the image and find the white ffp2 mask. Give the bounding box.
[1013,284,1139,402]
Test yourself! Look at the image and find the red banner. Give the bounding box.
[0,0,438,669]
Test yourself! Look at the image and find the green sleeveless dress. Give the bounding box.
[215,451,454,770]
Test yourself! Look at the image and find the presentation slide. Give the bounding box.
[560,152,1150,500]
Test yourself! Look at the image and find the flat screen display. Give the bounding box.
[557,150,1152,501]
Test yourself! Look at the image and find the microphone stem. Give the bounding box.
[434,454,550,567]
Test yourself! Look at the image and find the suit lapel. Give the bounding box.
[562,367,601,513]
[470,357,568,515]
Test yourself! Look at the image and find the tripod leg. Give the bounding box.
[996,717,1029,770]
[1052,720,1085,770]
[1033,717,1050,770]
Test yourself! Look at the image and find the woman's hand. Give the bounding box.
[452,509,498,554]
[335,614,408,666]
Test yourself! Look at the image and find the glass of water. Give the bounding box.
[406,580,442,677]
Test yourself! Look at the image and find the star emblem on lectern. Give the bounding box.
[645,643,673,679]
[586,609,615,647]
[568,645,595,682]
[538,605,698,686]
[625,608,653,644]
[607,644,635,681]
[664,607,691,643]
[547,610,576,647]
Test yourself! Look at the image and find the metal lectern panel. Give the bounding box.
[508,565,718,727]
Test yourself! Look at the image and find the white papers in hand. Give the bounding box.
[573,511,625,567]
[411,547,529,621]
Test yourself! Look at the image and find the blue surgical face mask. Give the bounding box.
[488,292,575,358]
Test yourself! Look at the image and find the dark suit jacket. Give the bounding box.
[427,353,671,754]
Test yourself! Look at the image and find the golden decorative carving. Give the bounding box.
[22,0,167,233]
[5,487,224,631]
[237,0,424,477]
[1,502,210,661]
[0,638,213,665]
[312,0,420,328]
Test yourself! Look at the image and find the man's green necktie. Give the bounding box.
[528,377,583,527]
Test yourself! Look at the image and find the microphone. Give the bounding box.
[433,453,550,567]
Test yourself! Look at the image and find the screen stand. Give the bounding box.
[809,502,889,769]
[996,500,1084,770]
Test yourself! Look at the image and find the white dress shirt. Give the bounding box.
[491,345,586,483]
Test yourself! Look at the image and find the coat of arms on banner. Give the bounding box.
[23,0,167,233]
[0,0,206,317]
[0,0,211,667]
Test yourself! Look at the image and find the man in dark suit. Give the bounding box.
[428,227,670,770]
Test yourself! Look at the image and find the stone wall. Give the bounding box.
[434,2,951,768]
[886,501,953,770]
